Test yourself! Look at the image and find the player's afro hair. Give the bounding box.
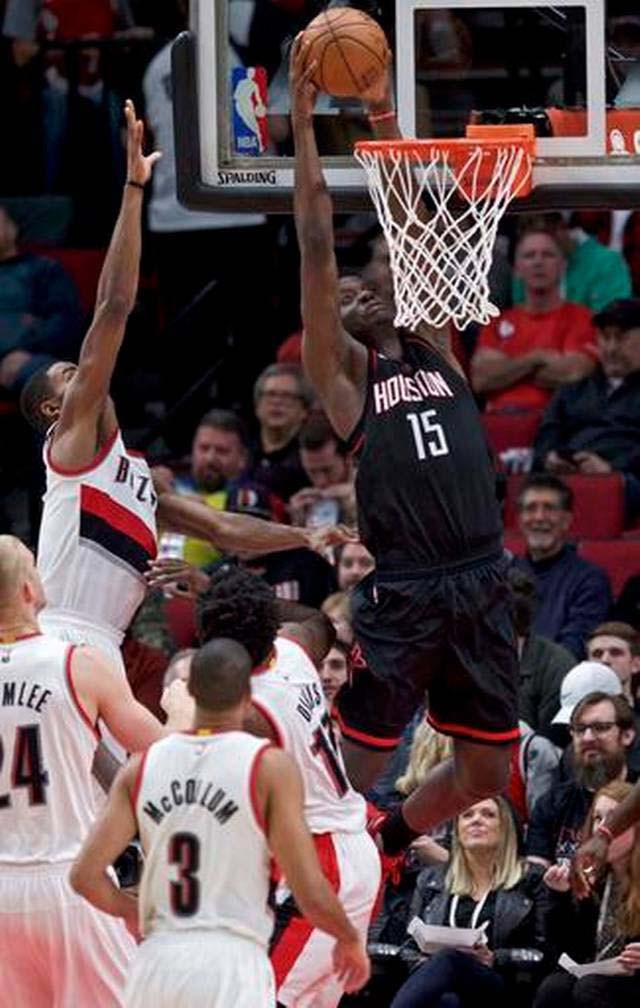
[197,564,280,667]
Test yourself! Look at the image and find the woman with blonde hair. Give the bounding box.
[535,779,640,1007]
[390,795,546,1007]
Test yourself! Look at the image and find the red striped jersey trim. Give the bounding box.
[427,712,521,745]
[80,484,156,558]
[249,742,273,834]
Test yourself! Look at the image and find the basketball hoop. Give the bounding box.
[354,125,536,330]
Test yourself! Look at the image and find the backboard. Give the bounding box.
[173,0,640,212]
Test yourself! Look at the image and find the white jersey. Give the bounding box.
[252,636,366,835]
[38,426,157,645]
[136,731,273,947]
[0,634,99,865]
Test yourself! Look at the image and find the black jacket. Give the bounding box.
[533,366,640,476]
[407,863,548,969]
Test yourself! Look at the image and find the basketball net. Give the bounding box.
[354,127,535,331]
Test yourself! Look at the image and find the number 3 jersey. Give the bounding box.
[0,635,99,865]
[135,731,273,946]
[347,340,503,570]
[251,635,366,835]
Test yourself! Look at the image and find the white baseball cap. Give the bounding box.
[551,661,623,725]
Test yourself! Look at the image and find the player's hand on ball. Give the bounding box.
[289,33,319,123]
[332,937,370,993]
[361,47,393,112]
[124,98,161,186]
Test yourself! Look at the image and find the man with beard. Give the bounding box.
[526,691,636,867]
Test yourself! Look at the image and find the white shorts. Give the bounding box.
[0,861,135,1007]
[272,830,381,1008]
[124,930,275,1008]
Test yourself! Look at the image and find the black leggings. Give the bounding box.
[533,968,640,1008]
[390,948,506,1008]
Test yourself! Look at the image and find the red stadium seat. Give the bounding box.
[164,595,197,649]
[481,409,542,455]
[503,473,625,539]
[578,539,640,596]
[26,243,106,315]
[503,532,525,557]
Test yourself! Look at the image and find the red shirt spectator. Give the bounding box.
[472,226,596,412]
[477,301,596,411]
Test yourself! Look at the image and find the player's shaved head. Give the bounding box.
[0,536,31,608]
[188,638,252,712]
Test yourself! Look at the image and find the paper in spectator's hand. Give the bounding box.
[558,953,626,978]
[407,917,487,954]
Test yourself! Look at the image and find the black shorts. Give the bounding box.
[334,551,519,751]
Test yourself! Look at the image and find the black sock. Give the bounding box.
[379,805,421,855]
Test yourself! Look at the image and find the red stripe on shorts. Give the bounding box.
[271,832,340,988]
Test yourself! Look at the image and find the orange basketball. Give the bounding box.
[301,8,389,99]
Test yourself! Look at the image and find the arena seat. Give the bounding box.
[481,409,542,455]
[503,532,525,557]
[164,595,197,649]
[577,540,640,596]
[503,473,625,539]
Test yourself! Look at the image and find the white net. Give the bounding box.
[354,141,533,331]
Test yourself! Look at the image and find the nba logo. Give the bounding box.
[232,66,269,156]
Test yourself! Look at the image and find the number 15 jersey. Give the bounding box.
[347,339,502,571]
[251,636,366,835]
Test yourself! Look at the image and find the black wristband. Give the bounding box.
[126,180,145,191]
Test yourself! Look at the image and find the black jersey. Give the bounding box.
[347,339,502,571]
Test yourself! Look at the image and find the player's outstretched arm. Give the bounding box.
[70,759,140,933]
[51,100,161,469]
[290,35,368,440]
[258,747,370,993]
[156,490,352,556]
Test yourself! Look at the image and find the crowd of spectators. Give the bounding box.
[2,3,640,1007]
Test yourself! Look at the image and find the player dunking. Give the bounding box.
[196,567,381,1008]
[291,38,520,852]
[71,638,370,1008]
[0,535,175,1006]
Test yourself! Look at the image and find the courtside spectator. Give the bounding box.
[159,409,255,568]
[527,691,636,866]
[536,780,640,1008]
[290,413,356,527]
[533,298,640,517]
[514,475,612,657]
[508,565,576,736]
[319,640,350,705]
[321,591,354,646]
[587,622,640,706]
[247,362,312,502]
[471,224,596,412]
[586,622,640,775]
[390,798,547,1008]
[512,213,632,312]
[337,541,375,592]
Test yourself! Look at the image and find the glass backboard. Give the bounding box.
[173,0,640,211]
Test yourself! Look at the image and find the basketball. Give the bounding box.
[301,8,388,99]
